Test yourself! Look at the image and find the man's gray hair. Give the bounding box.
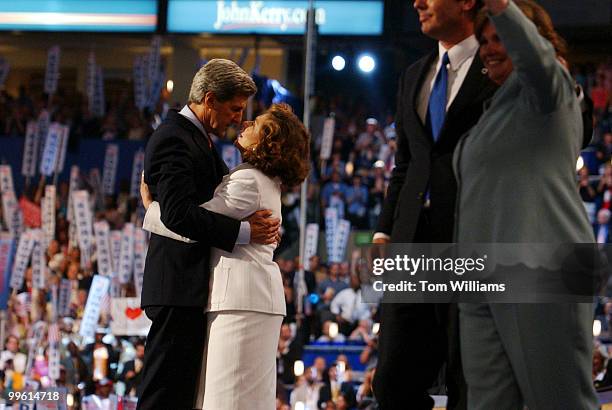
[188,58,257,104]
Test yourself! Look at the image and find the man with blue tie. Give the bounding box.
[372,0,497,409]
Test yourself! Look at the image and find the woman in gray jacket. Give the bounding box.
[453,0,598,408]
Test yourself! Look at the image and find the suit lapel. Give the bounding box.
[446,55,492,123]
[409,52,438,142]
[170,110,229,182]
[168,110,211,157]
[436,55,496,145]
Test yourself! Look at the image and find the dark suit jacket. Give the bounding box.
[318,381,356,408]
[377,52,497,242]
[141,110,240,308]
[118,359,142,394]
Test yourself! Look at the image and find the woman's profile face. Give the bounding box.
[237,115,265,150]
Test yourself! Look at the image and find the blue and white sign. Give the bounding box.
[31,239,46,290]
[10,229,36,290]
[130,150,145,199]
[0,236,15,310]
[0,0,158,32]
[79,275,110,339]
[118,223,134,284]
[93,221,112,276]
[304,223,319,270]
[168,0,383,35]
[39,123,63,176]
[42,185,56,249]
[0,57,9,87]
[72,190,94,267]
[133,55,147,111]
[102,144,119,195]
[93,65,106,118]
[44,45,61,95]
[133,228,147,297]
[58,279,71,317]
[22,121,39,177]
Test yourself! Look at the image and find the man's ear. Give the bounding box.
[204,91,216,109]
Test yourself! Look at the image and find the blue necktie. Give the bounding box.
[427,52,450,142]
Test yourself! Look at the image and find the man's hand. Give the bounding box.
[484,0,509,15]
[274,230,282,246]
[247,210,281,245]
[140,172,153,210]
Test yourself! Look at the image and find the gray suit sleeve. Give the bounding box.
[490,1,572,113]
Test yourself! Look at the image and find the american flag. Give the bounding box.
[48,322,60,344]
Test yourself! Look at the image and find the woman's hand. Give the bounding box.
[484,0,509,15]
[140,172,153,210]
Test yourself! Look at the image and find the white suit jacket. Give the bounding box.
[143,163,286,316]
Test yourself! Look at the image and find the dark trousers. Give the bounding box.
[137,306,206,410]
[372,210,467,410]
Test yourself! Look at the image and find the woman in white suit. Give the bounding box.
[140,103,310,409]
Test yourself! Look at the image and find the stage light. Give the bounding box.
[374,160,385,169]
[358,54,376,73]
[67,394,74,407]
[345,161,354,176]
[594,320,602,337]
[329,322,339,339]
[332,55,346,71]
[295,403,305,410]
[308,293,320,304]
[166,80,174,93]
[576,155,584,172]
[372,322,380,335]
[294,360,305,377]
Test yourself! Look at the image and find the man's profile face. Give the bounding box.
[413,0,466,40]
[209,94,249,136]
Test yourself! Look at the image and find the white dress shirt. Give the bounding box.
[178,105,250,244]
[416,35,480,123]
[373,36,479,242]
[330,288,371,323]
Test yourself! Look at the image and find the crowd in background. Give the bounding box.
[0,59,610,409]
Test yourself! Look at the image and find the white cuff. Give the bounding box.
[142,202,195,243]
[372,232,391,241]
[236,221,251,245]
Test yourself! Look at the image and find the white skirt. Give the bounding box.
[194,310,284,410]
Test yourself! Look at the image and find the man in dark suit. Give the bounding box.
[371,1,496,409]
[317,364,357,409]
[137,59,280,410]
[118,340,145,397]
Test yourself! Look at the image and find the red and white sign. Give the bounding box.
[110,297,151,336]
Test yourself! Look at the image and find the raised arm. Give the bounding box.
[145,132,240,251]
[487,0,573,112]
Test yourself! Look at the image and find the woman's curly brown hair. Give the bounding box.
[242,103,311,187]
[475,0,568,59]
